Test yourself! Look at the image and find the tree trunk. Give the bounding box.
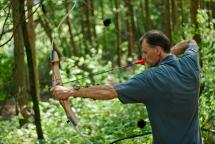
[190,0,203,68]
[207,1,215,28]
[89,0,97,47]
[171,0,177,34]
[199,0,203,9]
[101,0,108,59]
[20,0,44,140]
[190,0,199,28]
[212,2,215,29]
[83,0,92,44]
[212,1,215,17]
[64,0,77,56]
[139,1,145,32]
[27,0,40,104]
[85,0,92,43]
[205,1,211,28]
[125,0,135,60]
[177,0,185,39]
[114,0,121,66]
[11,0,29,126]
[81,1,90,54]
[130,1,136,38]
[190,0,201,44]
[162,0,172,43]
[145,0,152,31]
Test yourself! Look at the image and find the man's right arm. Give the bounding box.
[171,40,197,56]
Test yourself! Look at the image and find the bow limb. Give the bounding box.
[51,49,77,126]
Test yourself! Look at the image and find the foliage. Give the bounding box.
[196,10,215,143]
[0,0,215,143]
[0,53,14,101]
[0,100,152,144]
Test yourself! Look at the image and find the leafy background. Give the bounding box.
[0,0,215,143]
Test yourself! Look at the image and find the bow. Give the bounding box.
[50,49,77,126]
[50,49,93,143]
[49,2,93,143]
[49,0,78,126]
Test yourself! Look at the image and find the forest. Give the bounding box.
[0,0,215,143]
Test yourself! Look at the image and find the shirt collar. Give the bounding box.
[158,54,176,66]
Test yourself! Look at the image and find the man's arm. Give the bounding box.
[51,85,118,100]
[171,40,197,56]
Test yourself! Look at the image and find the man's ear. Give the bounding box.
[156,46,162,56]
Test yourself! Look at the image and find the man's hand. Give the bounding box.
[171,40,197,56]
[50,86,74,100]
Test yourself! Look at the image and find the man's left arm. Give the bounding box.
[51,72,151,103]
[51,85,118,100]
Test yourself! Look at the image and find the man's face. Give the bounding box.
[141,39,162,67]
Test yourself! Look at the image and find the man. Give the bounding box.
[51,30,202,144]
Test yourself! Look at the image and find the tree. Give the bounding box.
[81,0,91,54]
[27,0,40,105]
[125,0,135,59]
[145,0,152,31]
[11,0,29,126]
[114,0,121,66]
[20,0,44,139]
[171,0,177,34]
[64,0,77,56]
[101,0,108,59]
[162,0,172,42]
[190,0,201,43]
[89,0,97,47]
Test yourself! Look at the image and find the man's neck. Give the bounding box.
[160,52,171,60]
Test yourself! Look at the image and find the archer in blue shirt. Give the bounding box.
[51,30,202,144]
[115,31,201,144]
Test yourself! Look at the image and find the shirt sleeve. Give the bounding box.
[182,44,201,71]
[184,44,199,56]
[114,72,151,104]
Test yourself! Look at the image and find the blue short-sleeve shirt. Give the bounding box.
[114,44,201,144]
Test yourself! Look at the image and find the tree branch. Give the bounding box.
[0,0,43,47]
[0,2,11,40]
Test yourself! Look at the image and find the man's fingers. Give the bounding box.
[50,86,59,98]
[189,40,197,45]
[50,87,54,93]
[50,86,60,93]
[50,87,57,96]
[49,85,73,100]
